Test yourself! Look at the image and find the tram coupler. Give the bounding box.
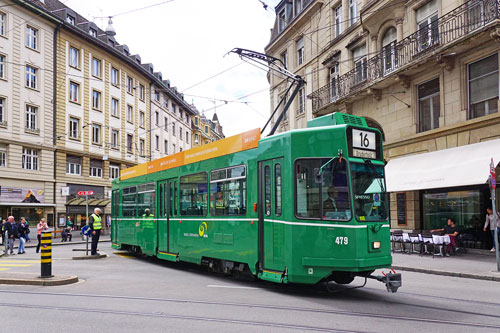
[368,269,402,293]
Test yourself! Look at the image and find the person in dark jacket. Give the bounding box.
[4,216,17,255]
[16,219,28,254]
[89,208,102,255]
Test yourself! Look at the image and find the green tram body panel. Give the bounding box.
[111,115,391,284]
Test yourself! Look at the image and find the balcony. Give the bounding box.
[309,0,500,113]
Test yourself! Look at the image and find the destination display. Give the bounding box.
[349,128,380,160]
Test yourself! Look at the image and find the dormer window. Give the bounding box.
[108,39,115,47]
[67,15,75,25]
[89,28,97,37]
[278,9,286,32]
[124,49,129,56]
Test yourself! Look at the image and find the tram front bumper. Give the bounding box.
[302,255,392,271]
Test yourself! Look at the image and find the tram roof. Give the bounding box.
[119,128,260,181]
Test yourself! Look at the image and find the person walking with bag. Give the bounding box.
[16,219,28,254]
[89,208,102,255]
[484,208,500,252]
[36,218,49,253]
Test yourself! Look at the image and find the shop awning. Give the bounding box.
[386,139,500,192]
[66,198,110,206]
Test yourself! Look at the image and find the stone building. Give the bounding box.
[191,109,225,147]
[266,0,500,249]
[0,0,58,224]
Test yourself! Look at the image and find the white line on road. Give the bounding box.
[207,284,260,290]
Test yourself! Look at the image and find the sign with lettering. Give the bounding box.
[396,193,406,225]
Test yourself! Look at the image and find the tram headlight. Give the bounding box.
[373,241,381,249]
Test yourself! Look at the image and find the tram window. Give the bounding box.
[122,186,137,217]
[112,190,119,217]
[295,158,351,221]
[210,165,246,216]
[265,165,271,216]
[174,181,178,215]
[275,164,282,217]
[180,173,208,216]
[351,162,388,221]
[137,182,155,216]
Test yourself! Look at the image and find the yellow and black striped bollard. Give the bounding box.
[40,231,53,278]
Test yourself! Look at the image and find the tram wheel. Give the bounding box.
[332,272,355,285]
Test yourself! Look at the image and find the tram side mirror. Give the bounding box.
[314,168,323,184]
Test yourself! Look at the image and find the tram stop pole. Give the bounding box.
[40,231,53,278]
[85,192,89,256]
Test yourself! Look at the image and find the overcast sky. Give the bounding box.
[66,0,281,137]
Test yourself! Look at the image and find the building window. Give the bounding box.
[296,37,304,66]
[280,50,288,69]
[139,110,144,127]
[66,15,75,25]
[468,54,499,119]
[110,164,120,179]
[26,26,38,49]
[382,27,397,74]
[154,135,159,150]
[155,111,159,125]
[205,126,208,134]
[69,81,79,103]
[0,97,5,124]
[92,123,101,144]
[349,0,358,26]
[127,105,133,123]
[194,117,198,125]
[111,129,119,149]
[172,123,176,135]
[111,98,119,117]
[26,65,37,89]
[171,103,176,114]
[89,28,97,37]
[418,78,440,132]
[90,159,103,178]
[294,0,303,16]
[329,63,340,101]
[186,131,189,143]
[69,117,79,139]
[297,87,305,115]
[111,67,118,85]
[154,90,159,101]
[69,47,79,68]
[127,76,133,94]
[173,144,176,153]
[66,155,81,175]
[164,140,168,154]
[25,105,37,131]
[164,117,168,131]
[0,54,5,79]
[139,139,145,156]
[92,90,101,110]
[352,45,367,85]
[140,84,145,101]
[416,0,438,51]
[127,134,133,153]
[179,127,182,139]
[335,5,343,37]
[278,9,286,32]
[0,148,5,167]
[22,148,38,170]
[92,58,101,78]
[0,12,5,36]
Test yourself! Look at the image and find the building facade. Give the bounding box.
[266,0,500,249]
[191,110,225,147]
[0,0,58,225]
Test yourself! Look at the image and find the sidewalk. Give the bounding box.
[391,251,500,282]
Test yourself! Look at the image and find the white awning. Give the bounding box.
[386,139,500,192]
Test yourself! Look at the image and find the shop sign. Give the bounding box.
[0,186,45,203]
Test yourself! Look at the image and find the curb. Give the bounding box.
[391,265,500,282]
[0,274,79,286]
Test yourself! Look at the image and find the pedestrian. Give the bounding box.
[1,219,6,254]
[16,219,28,254]
[66,216,73,230]
[36,218,49,253]
[89,208,102,255]
[483,208,500,252]
[430,218,459,256]
[4,216,17,255]
[20,217,31,243]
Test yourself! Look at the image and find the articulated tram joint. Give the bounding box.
[367,269,402,293]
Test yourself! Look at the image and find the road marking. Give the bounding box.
[0,264,32,267]
[0,268,8,271]
[113,252,136,259]
[0,260,40,263]
[207,284,259,290]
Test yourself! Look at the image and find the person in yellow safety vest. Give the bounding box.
[89,207,102,256]
[142,208,154,218]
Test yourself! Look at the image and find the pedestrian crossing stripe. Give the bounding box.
[0,260,39,263]
[0,268,8,271]
[0,264,32,267]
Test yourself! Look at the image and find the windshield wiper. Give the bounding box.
[315,150,343,183]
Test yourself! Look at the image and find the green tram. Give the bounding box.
[111,113,401,292]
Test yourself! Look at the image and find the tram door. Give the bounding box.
[258,158,284,272]
[158,178,177,253]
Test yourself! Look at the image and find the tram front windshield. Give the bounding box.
[351,162,388,222]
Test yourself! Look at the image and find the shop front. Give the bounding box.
[0,185,55,226]
[386,139,500,250]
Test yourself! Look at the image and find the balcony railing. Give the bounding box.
[309,0,499,113]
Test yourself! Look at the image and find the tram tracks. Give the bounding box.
[0,289,499,330]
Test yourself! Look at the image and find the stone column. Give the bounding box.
[396,18,404,41]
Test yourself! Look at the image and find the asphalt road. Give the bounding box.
[0,242,499,332]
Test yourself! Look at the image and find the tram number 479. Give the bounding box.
[335,237,349,245]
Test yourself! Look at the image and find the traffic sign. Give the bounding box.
[492,175,497,189]
[81,225,90,236]
[77,190,94,196]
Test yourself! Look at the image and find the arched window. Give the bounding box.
[365,117,386,142]
[382,27,397,74]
